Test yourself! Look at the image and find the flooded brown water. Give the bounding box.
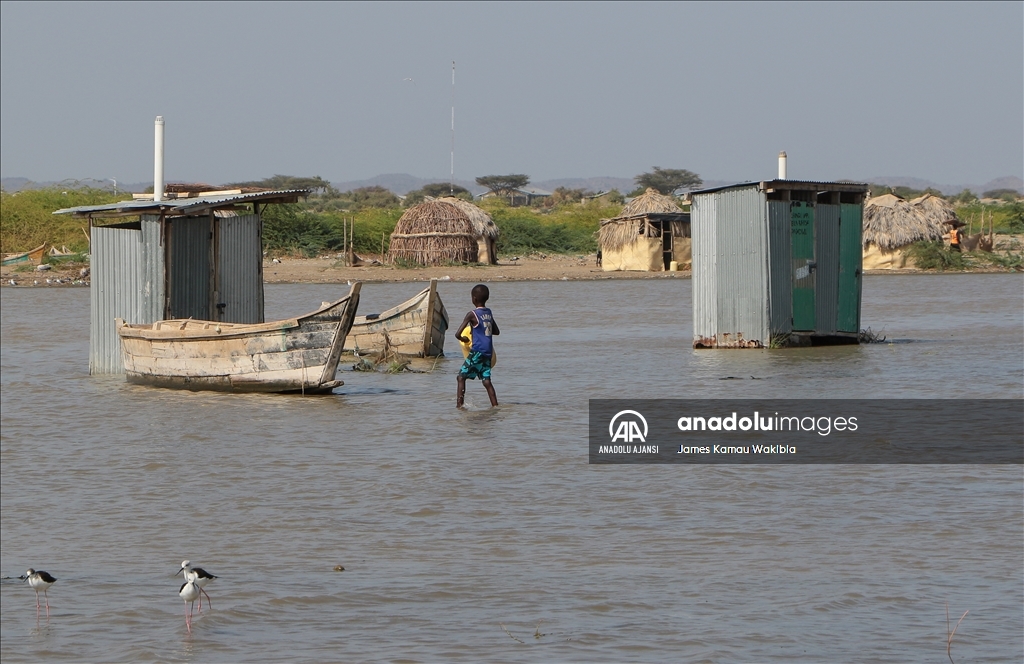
[1,274,1021,662]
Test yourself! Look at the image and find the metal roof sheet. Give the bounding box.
[688,180,869,196]
[54,189,310,217]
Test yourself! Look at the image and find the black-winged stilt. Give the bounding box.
[177,560,217,611]
[21,569,56,616]
[179,577,200,633]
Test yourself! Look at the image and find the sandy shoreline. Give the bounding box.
[2,249,1020,287]
[262,253,685,284]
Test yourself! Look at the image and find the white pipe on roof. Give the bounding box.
[778,151,787,180]
[154,116,164,202]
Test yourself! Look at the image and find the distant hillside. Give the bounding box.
[331,174,486,196]
[1,177,149,193]
[533,177,634,193]
[864,175,1023,196]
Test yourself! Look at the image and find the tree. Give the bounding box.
[347,186,400,208]
[982,188,1021,201]
[475,174,530,197]
[227,175,336,195]
[955,189,978,204]
[546,187,591,207]
[404,182,473,206]
[634,167,702,195]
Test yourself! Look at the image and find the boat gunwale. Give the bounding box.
[117,292,357,342]
[351,284,432,326]
[2,243,47,265]
[346,279,449,357]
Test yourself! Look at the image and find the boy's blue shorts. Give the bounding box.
[459,352,492,380]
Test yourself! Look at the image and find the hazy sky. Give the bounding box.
[1,1,1020,186]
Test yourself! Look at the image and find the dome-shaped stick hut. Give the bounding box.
[862,193,948,269]
[598,188,690,271]
[388,200,479,265]
[437,197,500,264]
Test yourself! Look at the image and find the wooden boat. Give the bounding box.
[115,282,361,393]
[2,244,46,266]
[345,279,449,357]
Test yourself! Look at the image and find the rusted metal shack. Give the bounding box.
[689,180,869,348]
[54,190,307,373]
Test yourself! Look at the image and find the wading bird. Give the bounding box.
[177,560,217,611]
[21,569,56,616]
[179,577,200,633]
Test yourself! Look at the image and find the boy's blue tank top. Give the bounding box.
[470,307,494,355]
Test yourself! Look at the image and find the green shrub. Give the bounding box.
[262,205,403,256]
[261,204,339,257]
[906,240,969,271]
[954,201,1024,234]
[0,187,123,253]
[485,199,618,255]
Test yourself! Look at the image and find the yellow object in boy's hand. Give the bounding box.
[459,323,495,367]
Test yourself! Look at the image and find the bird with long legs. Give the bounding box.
[21,569,56,617]
[177,560,217,612]
[179,576,200,633]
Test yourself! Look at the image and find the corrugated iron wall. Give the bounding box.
[217,214,264,323]
[814,204,841,335]
[715,187,769,346]
[692,186,769,347]
[691,192,718,344]
[167,216,211,320]
[766,201,793,336]
[89,219,164,374]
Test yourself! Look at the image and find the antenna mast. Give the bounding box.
[450,61,455,195]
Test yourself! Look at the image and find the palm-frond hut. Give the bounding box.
[388,200,478,265]
[598,188,690,271]
[910,193,957,223]
[437,197,500,264]
[911,193,964,241]
[862,193,947,269]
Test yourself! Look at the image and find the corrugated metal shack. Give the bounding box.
[55,190,307,373]
[688,180,869,348]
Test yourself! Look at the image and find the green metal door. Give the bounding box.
[791,201,815,330]
[837,203,862,332]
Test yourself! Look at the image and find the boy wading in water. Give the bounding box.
[456,284,499,408]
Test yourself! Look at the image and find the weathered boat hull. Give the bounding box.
[116,283,361,393]
[345,279,448,357]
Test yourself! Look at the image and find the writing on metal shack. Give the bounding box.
[688,180,869,349]
[54,189,308,373]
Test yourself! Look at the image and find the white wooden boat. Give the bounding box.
[345,279,448,357]
[115,283,361,393]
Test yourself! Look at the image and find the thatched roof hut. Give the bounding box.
[599,188,684,252]
[437,197,499,240]
[863,194,946,250]
[862,193,950,269]
[619,188,683,216]
[598,189,689,271]
[910,193,959,227]
[388,200,478,265]
[434,197,499,263]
